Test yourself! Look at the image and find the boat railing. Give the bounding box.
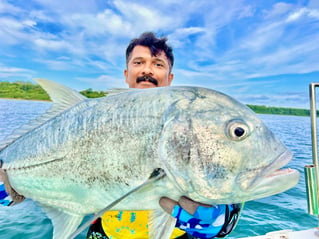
[305,83,319,220]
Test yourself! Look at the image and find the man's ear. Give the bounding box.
[124,69,129,84]
[168,73,174,85]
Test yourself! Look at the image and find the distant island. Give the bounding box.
[0,81,311,117]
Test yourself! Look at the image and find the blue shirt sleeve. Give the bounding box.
[0,182,13,206]
[172,204,227,238]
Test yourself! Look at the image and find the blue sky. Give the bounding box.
[1,0,319,108]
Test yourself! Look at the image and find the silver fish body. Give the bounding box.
[0,79,299,239]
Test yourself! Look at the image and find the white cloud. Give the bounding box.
[0,64,34,79]
[264,2,293,18]
[168,27,206,48]
[286,7,319,22]
[61,10,130,36]
[182,3,319,82]
[0,0,318,108]
[0,17,27,44]
[76,74,126,90]
[0,1,21,14]
[31,0,100,14]
[22,19,37,27]
[29,10,54,22]
[238,92,309,108]
[34,58,73,71]
[113,0,180,35]
[307,8,319,19]
[308,0,319,8]
[35,39,67,51]
[286,8,308,22]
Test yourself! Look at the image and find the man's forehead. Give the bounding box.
[130,45,168,60]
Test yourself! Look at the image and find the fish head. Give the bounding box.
[159,87,299,204]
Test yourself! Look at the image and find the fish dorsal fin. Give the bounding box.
[41,204,84,239]
[35,78,86,106]
[0,79,86,151]
[149,209,176,239]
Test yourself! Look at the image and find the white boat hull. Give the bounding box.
[237,228,319,239]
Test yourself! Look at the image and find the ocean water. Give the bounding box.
[0,98,317,239]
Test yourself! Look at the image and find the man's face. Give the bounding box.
[124,45,174,89]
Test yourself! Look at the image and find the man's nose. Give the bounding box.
[142,62,153,75]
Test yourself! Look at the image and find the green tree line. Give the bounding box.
[0,81,51,100]
[0,81,311,116]
[246,104,310,117]
[0,81,106,100]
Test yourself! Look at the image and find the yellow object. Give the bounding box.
[101,210,185,239]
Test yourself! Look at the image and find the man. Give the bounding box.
[86,32,242,239]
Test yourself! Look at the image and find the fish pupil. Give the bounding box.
[234,127,245,137]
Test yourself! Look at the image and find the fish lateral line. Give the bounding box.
[4,156,65,171]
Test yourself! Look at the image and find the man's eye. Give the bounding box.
[155,63,164,67]
[133,61,142,65]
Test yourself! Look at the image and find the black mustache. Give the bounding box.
[136,75,158,86]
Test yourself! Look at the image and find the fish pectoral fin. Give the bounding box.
[41,204,83,239]
[148,209,176,239]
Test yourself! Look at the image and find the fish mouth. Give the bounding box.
[247,166,300,200]
[252,149,294,186]
[238,150,299,193]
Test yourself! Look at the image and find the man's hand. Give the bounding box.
[0,168,25,204]
[159,196,240,239]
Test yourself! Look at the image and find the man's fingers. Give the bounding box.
[179,196,212,214]
[159,196,213,215]
[0,169,7,182]
[177,196,199,214]
[159,196,178,214]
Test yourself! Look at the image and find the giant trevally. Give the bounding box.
[0,79,299,239]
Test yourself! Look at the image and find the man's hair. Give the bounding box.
[126,32,174,71]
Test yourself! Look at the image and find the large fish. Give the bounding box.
[0,79,299,239]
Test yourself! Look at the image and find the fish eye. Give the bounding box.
[226,120,250,141]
